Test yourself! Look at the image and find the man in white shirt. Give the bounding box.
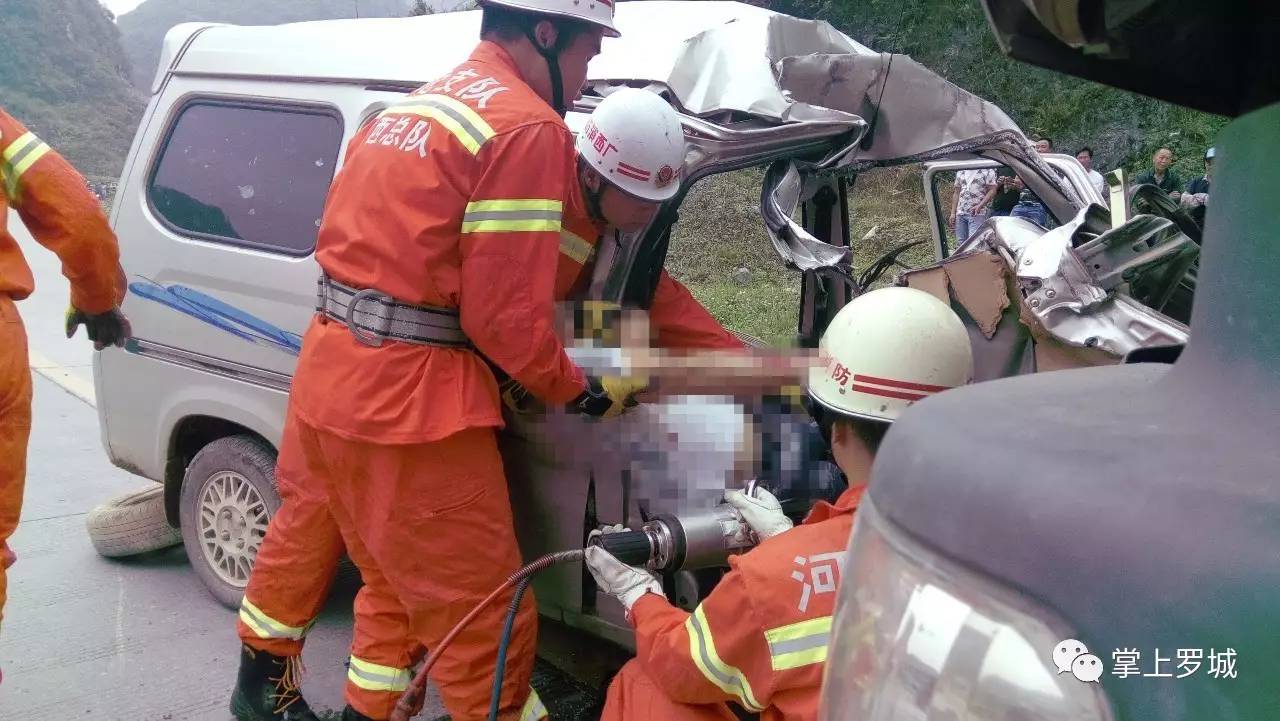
[949,167,997,243]
[1076,146,1109,202]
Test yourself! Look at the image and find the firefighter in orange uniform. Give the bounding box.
[230,85,742,721]
[0,107,130,636]
[231,2,635,720]
[552,87,745,353]
[585,287,976,721]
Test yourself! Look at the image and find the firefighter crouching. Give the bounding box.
[586,287,975,721]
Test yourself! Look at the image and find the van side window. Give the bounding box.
[147,100,342,255]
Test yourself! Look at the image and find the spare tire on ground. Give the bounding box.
[86,486,183,558]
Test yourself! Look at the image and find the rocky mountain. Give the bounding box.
[116,0,447,88]
[0,0,143,177]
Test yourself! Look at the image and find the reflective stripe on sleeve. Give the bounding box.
[519,687,548,721]
[461,198,562,234]
[764,615,832,671]
[347,656,412,693]
[238,597,309,641]
[684,604,764,711]
[384,94,495,155]
[1,131,52,199]
[559,229,595,265]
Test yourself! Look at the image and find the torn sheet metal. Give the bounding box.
[905,266,951,306]
[760,160,851,271]
[942,251,1010,340]
[1006,208,1189,357]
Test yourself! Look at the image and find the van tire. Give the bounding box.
[86,486,182,558]
[179,435,281,609]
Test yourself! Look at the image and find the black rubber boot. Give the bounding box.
[340,706,378,721]
[230,644,321,721]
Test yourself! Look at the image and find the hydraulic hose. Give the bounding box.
[391,549,585,721]
[488,574,535,721]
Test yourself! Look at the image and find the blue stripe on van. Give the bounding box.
[129,279,303,356]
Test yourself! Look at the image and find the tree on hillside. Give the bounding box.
[0,0,143,176]
[770,0,1227,178]
[408,0,434,14]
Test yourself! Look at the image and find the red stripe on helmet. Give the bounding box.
[853,374,951,393]
[616,163,652,181]
[850,384,929,402]
[597,0,613,6]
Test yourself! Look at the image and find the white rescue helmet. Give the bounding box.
[578,88,685,202]
[808,287,974,423]
[477,0,620,38]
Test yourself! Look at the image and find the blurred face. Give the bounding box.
[1035,139,1052,154]
[830,419,878,487]
[598,184,661,233]
[581,166,661,232]
[1205,157,1214,177]
[1076,150,1093,170]
[1154,148,1174,171]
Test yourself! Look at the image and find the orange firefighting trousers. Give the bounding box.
[236,408,348,658]
[0,296,32,633]
[601,659,739,721]
[287,413,537,721]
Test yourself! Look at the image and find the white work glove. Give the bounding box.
[725,486,794,540]
[585,529,662,614]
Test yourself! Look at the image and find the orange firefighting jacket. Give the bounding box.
[629,485,866,720]
[0,107,122,313]
[558,185,744,351]
[292,41,588,444]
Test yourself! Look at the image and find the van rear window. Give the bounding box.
[148,100,342,255]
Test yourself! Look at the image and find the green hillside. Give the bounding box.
[0,0,143,178]
[775,0,1228,179]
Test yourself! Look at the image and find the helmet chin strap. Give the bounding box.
[524,25,567,116]
[579,161,607,224]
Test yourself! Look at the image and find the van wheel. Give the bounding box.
[179,435,280,609]
[86,486,183,558]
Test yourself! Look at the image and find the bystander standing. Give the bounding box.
[949,167,997,243]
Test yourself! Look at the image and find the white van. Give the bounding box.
[97,1,1175,651]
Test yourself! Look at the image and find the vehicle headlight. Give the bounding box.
[820,498,1112,721]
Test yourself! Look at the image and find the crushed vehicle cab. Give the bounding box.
[821,1,1279,720]
[94,0,1196,662]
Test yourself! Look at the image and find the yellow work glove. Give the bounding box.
[570,375,648,418]
[497,378,545,416]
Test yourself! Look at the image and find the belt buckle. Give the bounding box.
[345,288,392,347]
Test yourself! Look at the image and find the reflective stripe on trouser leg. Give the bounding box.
[519,687,548,721]
[236,410,346,657]
[238,597,311,641]
[0,306,32,634]
[310,426,537,720]
[348,656,412,693]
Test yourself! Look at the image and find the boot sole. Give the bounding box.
[230,690,275,721]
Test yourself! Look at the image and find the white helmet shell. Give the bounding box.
[477,0,620,38]
[577,88,685,202]
[808,287,974,422]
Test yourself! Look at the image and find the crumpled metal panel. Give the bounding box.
[977,211,1191,356]
[760,161,852,271]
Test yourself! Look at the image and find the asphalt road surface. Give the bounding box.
[0,213,612,720]
[0,216,422,720]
